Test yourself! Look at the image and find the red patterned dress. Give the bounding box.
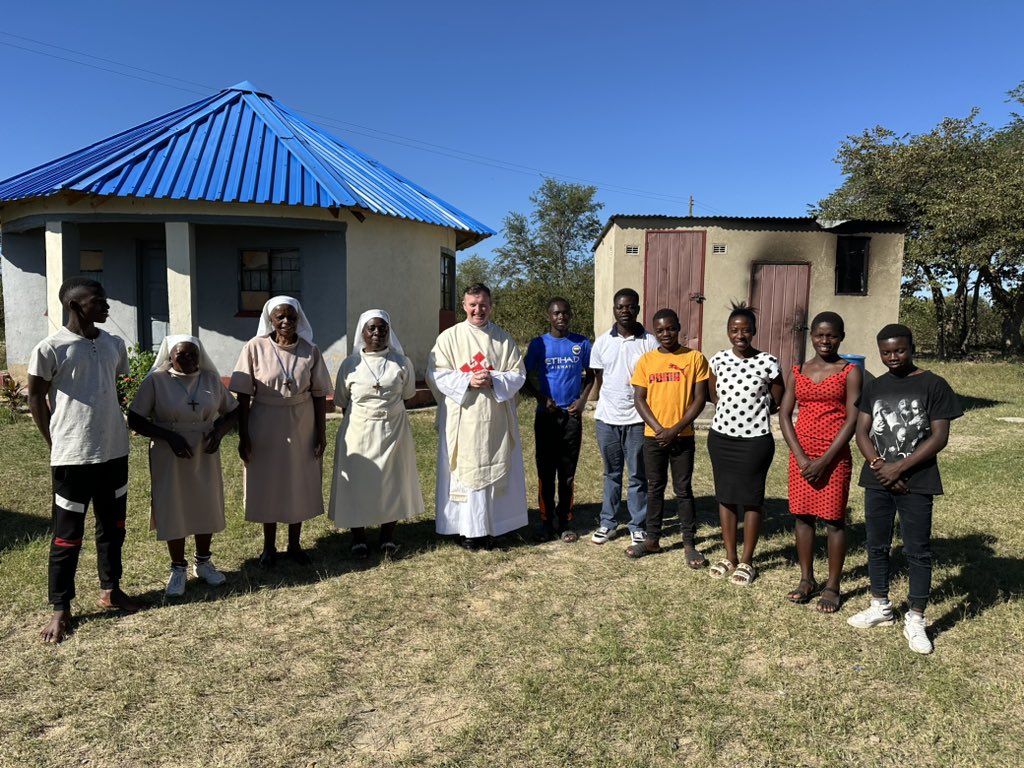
[787,364,853,521]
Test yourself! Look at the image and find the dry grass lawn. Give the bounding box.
[0,361,1022,767]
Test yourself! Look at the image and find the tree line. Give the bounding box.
[462,86,1024,358]
[814,83,1024,357]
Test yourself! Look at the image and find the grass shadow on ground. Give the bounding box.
[0,506,50,554]
[959,394,1003,411]
[929,532,1024,636]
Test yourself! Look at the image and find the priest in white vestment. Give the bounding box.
[427,284,528,543]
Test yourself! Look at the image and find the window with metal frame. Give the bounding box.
[835,236,870,295]
[239,248,301,312]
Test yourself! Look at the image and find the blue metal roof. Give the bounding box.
[0,82,494,247]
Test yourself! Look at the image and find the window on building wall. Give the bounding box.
[440,249,457,311]
[239,249,301,312]
[80,250,104,278]
[835,237,870,295]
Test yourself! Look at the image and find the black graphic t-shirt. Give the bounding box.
[856,370,962,494]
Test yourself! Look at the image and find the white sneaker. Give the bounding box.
[165,564,187,597]
[193,558,227,586]
[591,526,615,544]
[903,612,933,654]
[847,598,896,628]
[630,530,647,545]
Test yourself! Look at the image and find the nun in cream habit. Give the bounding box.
[328,309,423,555]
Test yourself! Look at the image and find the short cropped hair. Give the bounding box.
[547,296,571,311]
[652,308,679,327]
[613,288,640,305]
[463,283,491,298]
[811,311,845,336]
[58,276,104,305]
[877,323,913,344]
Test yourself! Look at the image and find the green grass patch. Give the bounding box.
[0,361,1022,767]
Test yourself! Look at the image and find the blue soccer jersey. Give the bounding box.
[525,333,593,410]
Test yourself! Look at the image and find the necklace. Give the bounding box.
[171,373,201,411]
[366,353,388,394]
[270,339,299,393]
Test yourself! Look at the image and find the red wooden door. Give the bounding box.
[749,262,810,374]
[643,230,706,349]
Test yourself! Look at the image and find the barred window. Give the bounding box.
[441,249,457,311]
[240,249,301,312]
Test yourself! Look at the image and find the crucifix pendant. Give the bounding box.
[372,383,382,394]
[188,399,199,412]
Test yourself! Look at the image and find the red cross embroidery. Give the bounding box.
[460,352,494,373]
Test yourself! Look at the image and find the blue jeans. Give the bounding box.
[595,420,647,533]
[864,488,933,612]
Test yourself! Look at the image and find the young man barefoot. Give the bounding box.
[847,324,961,654]
[28,278,141,643]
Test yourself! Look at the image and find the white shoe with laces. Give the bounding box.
[591,526,615,544]
[193,558,227,586]
[847,598,896,628]
[165,564,187,597]
[630,530,647,545]
[903,611,933,654]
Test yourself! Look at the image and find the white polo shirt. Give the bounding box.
[590,324,658,425]
[28,327,130,466]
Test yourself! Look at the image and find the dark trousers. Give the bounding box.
[48,456,129,609]
[642,435,696,542]
[864,488,933,612]
[534,409,583,528]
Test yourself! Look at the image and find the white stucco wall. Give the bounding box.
[1,231,48,377]
[343,212,454,377]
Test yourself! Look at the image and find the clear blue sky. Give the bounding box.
[1,1,1021,262]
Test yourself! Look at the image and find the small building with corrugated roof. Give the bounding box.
[0,81,492,380]
[593,215,906,376]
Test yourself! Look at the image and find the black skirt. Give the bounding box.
[707,429,775,506]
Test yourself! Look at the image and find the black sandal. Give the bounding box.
[816,587,842,614]
[786,578,819,604]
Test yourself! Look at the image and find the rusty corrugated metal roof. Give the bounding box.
[594,214,906,248]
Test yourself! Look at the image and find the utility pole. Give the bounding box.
[688,195,694,216]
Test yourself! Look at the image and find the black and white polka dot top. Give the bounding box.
[709,350,782,437]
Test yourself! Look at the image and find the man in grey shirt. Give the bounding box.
[28,277,140,643]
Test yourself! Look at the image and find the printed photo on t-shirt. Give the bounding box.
[870,397,929,459]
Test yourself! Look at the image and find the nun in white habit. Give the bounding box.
[128,335,239,595]
[328,309,423,556]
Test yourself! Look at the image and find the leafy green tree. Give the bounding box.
[488,179,603,343]
[815,87,1024,356]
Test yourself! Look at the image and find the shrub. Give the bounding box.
[118,344,157,412]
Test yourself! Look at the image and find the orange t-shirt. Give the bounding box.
[630,347,710,437]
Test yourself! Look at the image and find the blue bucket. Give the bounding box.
[839,354,866,374]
